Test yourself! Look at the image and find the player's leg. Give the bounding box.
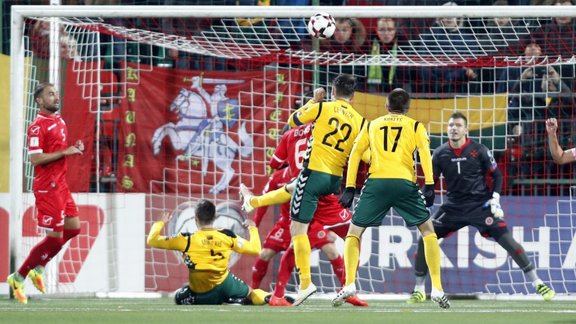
[29,192,82,295]
[290,220,314,305]
[394,179,449,309]
[174,284,197,305]
[291,169,339,305]
[409,208,455,304]
[309,225,344,284]
[416,220,449,309]
[314,231,368,307]
[7,191,68,303]
[251,248,276,289]
[331,224,365,306]
[240,183,292,213]
[251,223,290,289]
[333,178,390,307]
[269,247,296,307]
[483,220,555,301]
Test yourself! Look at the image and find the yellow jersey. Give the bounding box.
[346,113,433,187]
[147,222,261,293]
[288,99,366,176]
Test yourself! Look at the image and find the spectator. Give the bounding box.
[30,20,80,61]
[504,41,572,122]
[367,18,412,93]
[534,0,576,59]
[479,0,534,56]
[274,0,310,45]
[321,18,367,54]
[320,18,367,90]
[161,0,224,70]
[417,1,481,94]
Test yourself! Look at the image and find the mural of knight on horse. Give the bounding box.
[151,75,253,194]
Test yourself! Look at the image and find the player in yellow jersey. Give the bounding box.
[147,199,269,305]
[287,74,366,306]
[331,88,450,309]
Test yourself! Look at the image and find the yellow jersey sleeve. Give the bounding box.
[232,226,261,256]
[146,221,189,251]
[415,123,434,185]
[288,100,320,128]
[346,125,370,188]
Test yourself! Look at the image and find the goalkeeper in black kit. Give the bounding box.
[408,111,555,303]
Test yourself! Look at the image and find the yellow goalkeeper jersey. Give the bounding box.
[288,99,366,176]
[346,113,434,187]
[147,222,261,293]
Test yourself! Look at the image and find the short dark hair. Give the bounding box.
[33,82,54,101]
[195,199,216,225]
[387,88,410,113]
[332,74,356,99]
[449,111,468,126]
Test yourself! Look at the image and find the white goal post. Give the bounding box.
[8,5,576,298]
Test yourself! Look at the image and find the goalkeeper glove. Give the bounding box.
[489,192,504,219]
[339,187,356,208]
[422,184,435,207]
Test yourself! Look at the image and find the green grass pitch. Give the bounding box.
[1,297,575,324]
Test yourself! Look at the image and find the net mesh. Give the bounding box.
[13,7,576,297]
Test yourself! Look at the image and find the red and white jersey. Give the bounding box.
[270,124,312,178]
[27,112,69,191]
[314,194,352,227]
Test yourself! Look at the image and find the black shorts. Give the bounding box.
[432,201,509,239]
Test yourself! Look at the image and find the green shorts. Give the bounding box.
[352,178,430,227]
[290,168,341,224]
[193,272,249,305]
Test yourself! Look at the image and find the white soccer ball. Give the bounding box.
[307,12,336,39]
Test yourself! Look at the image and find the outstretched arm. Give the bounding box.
[147,211,188,251]
[546,118,576,165]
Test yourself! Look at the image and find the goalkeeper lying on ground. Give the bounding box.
[147,199,270,305]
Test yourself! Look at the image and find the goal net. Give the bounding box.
[8,5,576,299]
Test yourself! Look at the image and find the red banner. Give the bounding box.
[64,63,300,193]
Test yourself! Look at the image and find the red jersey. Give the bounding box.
[270,124,312,178]
[27,112,69,191]
[253,167,292,227]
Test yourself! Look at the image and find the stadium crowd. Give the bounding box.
[2,0,575,193]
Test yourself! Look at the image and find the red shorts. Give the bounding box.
[34,186,79,232]
[308,221,333,248]
[262,222,291,252]
[313,198,352,227]
[325,222,350,240]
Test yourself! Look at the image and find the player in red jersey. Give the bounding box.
[7,83,84,304]
[243,124,367,306]
[250,168,292,290]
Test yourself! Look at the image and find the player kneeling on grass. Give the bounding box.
[147,199,270,305]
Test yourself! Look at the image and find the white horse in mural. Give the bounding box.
[151,78,252,194]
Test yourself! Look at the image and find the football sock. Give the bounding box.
[18,236,64,277]
[249,288,269,305]
[63,227,81,243]
[414,275,426,292]
[251,187,291,208]
[423,233,443,292]
[414,238,429,277]
[344,234,360,286]
[292,234,312,289]
[525,269,540,285]
[330,256,345,285]
[497,232,535,272]
[251,258,270,289]
[273,248,296,297]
